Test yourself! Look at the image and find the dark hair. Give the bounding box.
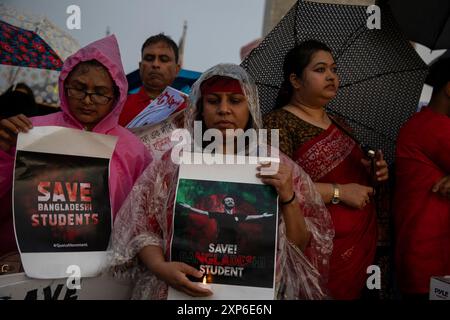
[426,53,450,93]
[141,33,179,63]
[275,40,332,108]
[0,83,36,118]
[14,83,34,99]
[222,195,237,204]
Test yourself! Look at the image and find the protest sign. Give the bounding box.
[130,110,185,161]
[13,126,117,279]
[126,86,187,129]
[168,153,279,300]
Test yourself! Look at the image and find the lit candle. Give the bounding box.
[197,275,211,290]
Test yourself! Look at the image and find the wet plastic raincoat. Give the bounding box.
[109,64,333,299]
[0,35,152,257]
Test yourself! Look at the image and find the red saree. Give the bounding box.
[293,124,377,299]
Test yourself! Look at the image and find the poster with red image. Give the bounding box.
[168,153,279,300]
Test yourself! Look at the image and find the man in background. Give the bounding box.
[119,33,183,127]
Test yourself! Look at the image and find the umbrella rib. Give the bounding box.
[10,67,21,86]
[334,24,368,60]
[256,66,426,89]
[294,2,300,46]
[339,67,427,88]
[327,109,396,142]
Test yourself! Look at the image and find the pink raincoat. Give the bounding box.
[0,35,152,257]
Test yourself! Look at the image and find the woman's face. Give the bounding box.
[291,50,339,106]
[201,91,250,135]
[65,63,116,130]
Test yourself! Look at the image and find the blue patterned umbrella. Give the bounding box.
[0,3,80,107]
[0,20,63,71]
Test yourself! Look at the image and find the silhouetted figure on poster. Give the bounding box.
[178,195,273,245]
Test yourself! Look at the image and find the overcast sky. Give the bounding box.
[4,0,265,73]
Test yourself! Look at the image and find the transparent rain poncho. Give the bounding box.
[108,63,334,299]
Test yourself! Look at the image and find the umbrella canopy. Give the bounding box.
[0,3,80,107]
[389,0,450,50]
[241,0,427,164]
[0,20,63,70]
[0,4,79,61]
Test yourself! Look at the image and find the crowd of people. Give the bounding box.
[0,32,448,300]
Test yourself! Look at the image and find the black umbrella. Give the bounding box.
[389,0,450,50]
[241,0,428,164]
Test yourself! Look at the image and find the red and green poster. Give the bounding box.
[168,153,279,300]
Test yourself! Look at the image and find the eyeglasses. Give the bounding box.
[66,87,114,105]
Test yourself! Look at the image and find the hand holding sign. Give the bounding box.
[13,126,117,279]
[0,114,33,152]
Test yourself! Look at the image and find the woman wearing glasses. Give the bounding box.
[0,35,152,259]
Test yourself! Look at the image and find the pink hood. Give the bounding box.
[0,35,151,229]
[57,34,128,132]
